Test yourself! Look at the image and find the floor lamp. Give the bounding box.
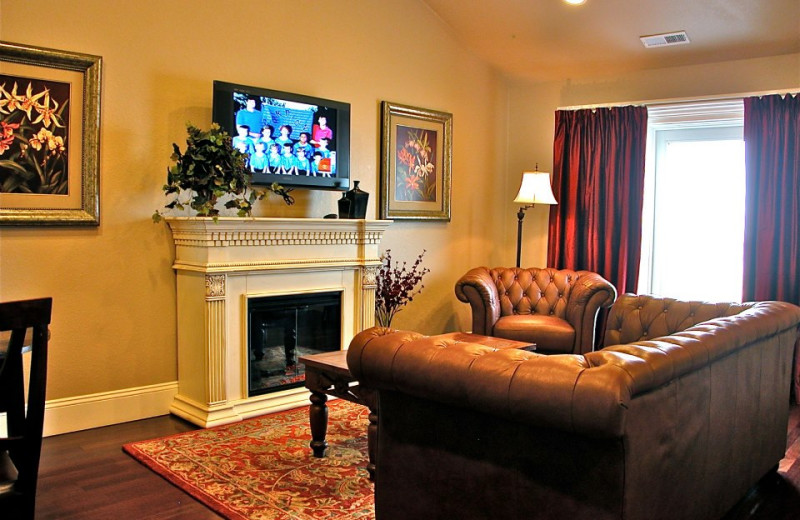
[514,170,557,268]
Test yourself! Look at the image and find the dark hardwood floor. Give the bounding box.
[34,405,800,519]
[36,415,220,519]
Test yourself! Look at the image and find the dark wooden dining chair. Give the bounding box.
[0,298,52,519]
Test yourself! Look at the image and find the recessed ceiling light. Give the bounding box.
[564,0,587,5]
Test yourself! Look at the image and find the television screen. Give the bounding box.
[212,81,350,191]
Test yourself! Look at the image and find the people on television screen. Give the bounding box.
[235,97,263,138]
[293,132,313,158]
[250,141,268,173]
[275,125,294,148]
[316,154,333,177]
[232,126,255,155]
[279,143,296,174]
[316,137,331,158]
[311,116,333,147]
[311,152,325,177]
[294,148,311,175]
[267,143,282,172]
[257,125,275,150]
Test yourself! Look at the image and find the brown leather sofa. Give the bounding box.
[455,267,616,354]
[347,294,800,520]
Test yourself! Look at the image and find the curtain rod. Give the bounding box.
[556,88,800,111]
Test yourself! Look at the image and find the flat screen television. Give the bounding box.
[212,80,350,191]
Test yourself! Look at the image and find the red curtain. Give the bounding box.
[742,94,800,305]
[547,106,648,296]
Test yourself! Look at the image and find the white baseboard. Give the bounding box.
[43,381,179,437]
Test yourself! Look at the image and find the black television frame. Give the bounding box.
[212,80,351,191]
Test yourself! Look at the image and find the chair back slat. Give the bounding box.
[0,297,52,519]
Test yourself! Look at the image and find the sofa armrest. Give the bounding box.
[564,271,617,353]
[454,267,501,335]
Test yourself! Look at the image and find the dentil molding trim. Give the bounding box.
[166,217,391,248]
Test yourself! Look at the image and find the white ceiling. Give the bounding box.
[421,0,800,82]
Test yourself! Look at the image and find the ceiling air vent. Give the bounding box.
[640,31,690,48]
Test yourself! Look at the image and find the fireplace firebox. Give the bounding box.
[247,291,342,396]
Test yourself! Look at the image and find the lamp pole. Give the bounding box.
[516,205,531,268]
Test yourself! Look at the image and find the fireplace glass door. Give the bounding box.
[247,291,342,396]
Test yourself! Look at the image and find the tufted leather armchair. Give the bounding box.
[455,266,617,354]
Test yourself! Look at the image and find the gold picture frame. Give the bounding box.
[0,41,102,226]
[380,101,451,221]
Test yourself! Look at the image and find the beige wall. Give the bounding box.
[508,52,800,269]
[0,0,508,402]
[1,0,797,418]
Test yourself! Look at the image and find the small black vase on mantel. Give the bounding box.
[338,180,369,219]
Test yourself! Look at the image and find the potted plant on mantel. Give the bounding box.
[153,122,294,222]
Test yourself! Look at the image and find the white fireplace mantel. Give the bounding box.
[166,217,391,427]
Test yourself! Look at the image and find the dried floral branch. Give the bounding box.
[375,249,430,328]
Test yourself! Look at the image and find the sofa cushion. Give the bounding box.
[493,314,575,352]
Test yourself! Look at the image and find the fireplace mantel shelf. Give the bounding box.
[166,217,391,273]
[167,217,391,246]
[165,216,391,428]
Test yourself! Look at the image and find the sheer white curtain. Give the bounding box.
[639,100,745,302]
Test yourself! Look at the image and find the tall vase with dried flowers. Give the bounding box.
[375,249,430,328]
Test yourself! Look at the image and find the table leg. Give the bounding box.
[309,390,328,457]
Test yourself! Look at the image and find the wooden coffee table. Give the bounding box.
[299,349,379,478]
[299,333,535,480]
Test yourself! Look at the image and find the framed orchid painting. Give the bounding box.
[0,41,101,226]
[380,101,451,221]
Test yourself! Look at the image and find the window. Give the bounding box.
[638,101,745,302]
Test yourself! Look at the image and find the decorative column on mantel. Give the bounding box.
[165,217,391,428]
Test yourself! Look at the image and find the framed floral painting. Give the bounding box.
[380,102,451,221]
[0,41,101,226]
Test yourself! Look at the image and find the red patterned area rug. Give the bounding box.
[123,400,374,520]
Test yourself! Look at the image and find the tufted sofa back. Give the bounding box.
[603,293,754,347]
[489,267,585,319]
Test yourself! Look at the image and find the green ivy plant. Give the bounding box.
[153,122,293,222]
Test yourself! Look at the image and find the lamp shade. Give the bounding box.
[513,171,557,205]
